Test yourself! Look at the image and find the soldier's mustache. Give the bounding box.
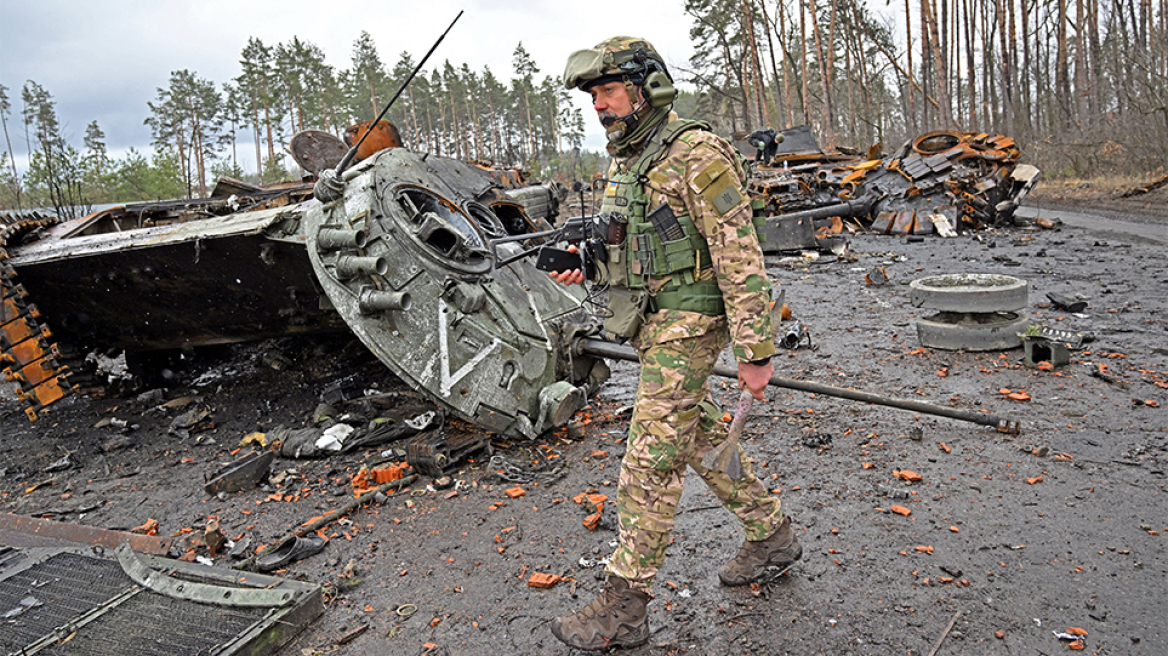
[598,110,620,127]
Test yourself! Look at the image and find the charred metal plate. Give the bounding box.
[302,149,598,439]
[0,545,321,656]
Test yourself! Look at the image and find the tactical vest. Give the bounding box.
[599,119,764,334]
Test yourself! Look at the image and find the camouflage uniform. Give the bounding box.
[603,116,784,593]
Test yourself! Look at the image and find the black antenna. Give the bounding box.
[334,11,463,175]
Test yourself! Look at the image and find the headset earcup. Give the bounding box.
[643,71,677,108]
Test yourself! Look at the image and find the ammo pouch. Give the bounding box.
[602,287,650,343]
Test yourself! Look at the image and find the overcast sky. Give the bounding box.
[0,0,709,172]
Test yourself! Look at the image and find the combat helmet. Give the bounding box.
[563,36,676,107]
[563,36,678,153]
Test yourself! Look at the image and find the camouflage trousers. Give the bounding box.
[604,323,785,593]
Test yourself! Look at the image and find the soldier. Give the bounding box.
[549,36,803,651]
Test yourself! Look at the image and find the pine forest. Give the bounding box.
[2,0,1165,219]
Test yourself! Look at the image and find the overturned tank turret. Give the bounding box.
[1,127,608,439]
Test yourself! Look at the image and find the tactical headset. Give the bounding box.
[624,50,677,108]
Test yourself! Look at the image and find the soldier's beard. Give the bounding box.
[598,110,629,142]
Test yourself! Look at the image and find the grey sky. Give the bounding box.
[0,0,703,171]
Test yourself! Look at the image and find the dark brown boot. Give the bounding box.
[550,577,650,651]
[718,515,802,586]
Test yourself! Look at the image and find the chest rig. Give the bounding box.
[599,120,750,338]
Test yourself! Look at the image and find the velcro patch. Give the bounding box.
[700,168,743,215]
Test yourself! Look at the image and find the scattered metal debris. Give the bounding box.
[204,450,275,495]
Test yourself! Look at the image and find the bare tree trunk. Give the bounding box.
[964,0,977,127]
[809,0,834,138]
[1088,0,1102,120]
[1057,0,1071,123]
[524,88,535,163]
[759,0,785,127]
[801,0,811,125]
[904,0,916,133]
[778,0,795,127]
[1074,0,1088,125]
[1,100,22,208]
[408,87,420,148]
[923,0,954,126]
[996,0,1014,130]
[743,0,772,127]
[825,0,839,133]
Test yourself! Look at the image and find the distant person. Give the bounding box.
[548,36,801,651]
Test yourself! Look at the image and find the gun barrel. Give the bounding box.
[575,338,1020,434]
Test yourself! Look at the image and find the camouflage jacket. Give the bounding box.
[614,114,777,363]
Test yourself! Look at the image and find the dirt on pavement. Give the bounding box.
[1,194,1165,656]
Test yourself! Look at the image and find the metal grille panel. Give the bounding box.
[1,548,321,656]
[1,552,132,653]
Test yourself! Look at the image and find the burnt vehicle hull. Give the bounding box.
[745,127,1041,251]
[2,149,606,435]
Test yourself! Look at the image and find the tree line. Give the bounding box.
[1,32,593,218]
[5,4,1165,218]
[684,0,1166,178]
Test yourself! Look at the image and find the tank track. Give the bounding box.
[1,211,73,421]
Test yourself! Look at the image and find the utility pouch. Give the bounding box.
[602,287,650,343]
[605,243,628,287]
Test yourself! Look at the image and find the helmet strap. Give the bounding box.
[604,81,670,156]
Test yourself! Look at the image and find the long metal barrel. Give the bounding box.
[765,196,876,224]
[576,338,1020,434]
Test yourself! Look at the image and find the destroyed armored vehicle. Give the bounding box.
[1,127,609,445]
[742,126,1041,252]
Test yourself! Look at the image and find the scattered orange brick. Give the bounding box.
[936,368,949,377]
[894,469,923,482]
[131,518,158,536]
[862,462,874,469]
[914,545,934,554]
[1145,400,1159,407]
[528,572,562,588]
[583,512,601,530]
[949,526,960,533]
[505,487,526,499]
[1005,390,1031,401]
[371,463,407,484]
[1027,476,1043,485]
[364,604,374,612]
[430,617,442,627]
[1068,639,1085,650]
[939,442,952,453]
[1066,627,1088,636]
[1036,361,1054,371]
[995,630,1005,639]
[891,505,911,516]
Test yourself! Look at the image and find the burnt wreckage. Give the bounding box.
[1,129,609,445]
[746,126,1041,252]
[1,124,1038,450]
